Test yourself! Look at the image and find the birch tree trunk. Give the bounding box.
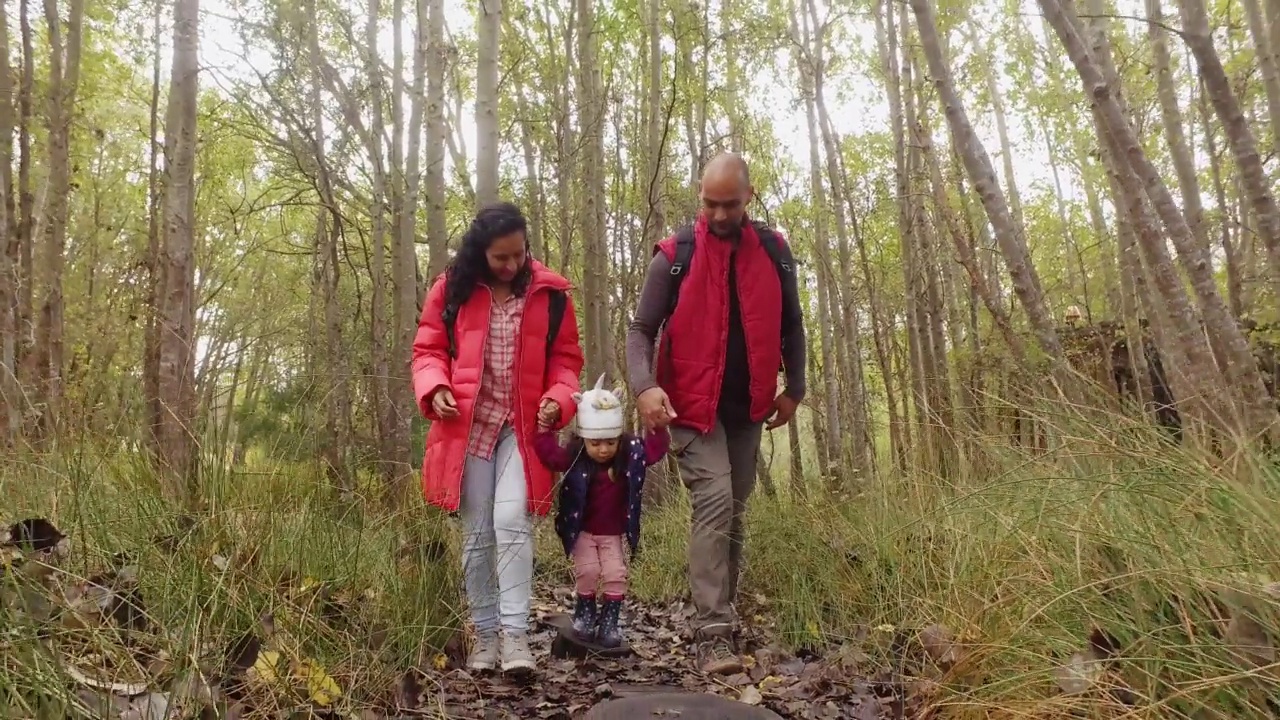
[156,0,199,503]
[1197,78,1243,319]
[365,0,392,480]
[33,0,84,438]
[0,0,16,441]
[425,0,447,279]
[576,0,610,381]
[794,0,843,475]
[475,0,501,206]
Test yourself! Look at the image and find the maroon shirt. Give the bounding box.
[533,429,671,536]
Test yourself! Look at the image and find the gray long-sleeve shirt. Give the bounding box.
[624,250,807,423]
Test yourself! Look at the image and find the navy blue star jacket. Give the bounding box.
[533,428,670,557]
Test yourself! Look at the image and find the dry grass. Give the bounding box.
[3,402,1280,718]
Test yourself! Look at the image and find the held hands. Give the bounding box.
[765,392,799,430]
[637,387,677,431]
[430,387,460,418]
[537,398,561,429]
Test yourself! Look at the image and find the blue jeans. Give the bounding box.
[459,425,533,633]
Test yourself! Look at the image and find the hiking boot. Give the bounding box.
[596,596,624,649]
[571,594,598,640]
[695,633,743,675]
[466,631,499,671]
[500,630,536,672]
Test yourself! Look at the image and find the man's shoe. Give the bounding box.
[571,593,598,639]
[597,596,625,648]
[466,631,499,671]
[500,630,536,672]
[695,633,743,675]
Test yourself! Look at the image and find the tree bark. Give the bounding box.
[475,0,501,206]
[156,0,200,504]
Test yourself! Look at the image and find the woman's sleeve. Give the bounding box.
[412,275,452,421]
[541,292,586,430]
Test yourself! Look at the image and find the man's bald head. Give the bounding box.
[699,152,754,237]
[702,152,751,188]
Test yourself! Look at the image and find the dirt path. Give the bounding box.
[412,583,914,719]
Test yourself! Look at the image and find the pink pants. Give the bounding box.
[572,533,628,597]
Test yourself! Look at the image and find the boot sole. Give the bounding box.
[501,659,535,673]
[701,660,744,675]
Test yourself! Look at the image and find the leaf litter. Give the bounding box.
[24,516,1276,718]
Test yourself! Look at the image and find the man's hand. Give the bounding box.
[636,386,677,430]
[765,393,799,430]
[430,387,460,418]
[537,398,561,429]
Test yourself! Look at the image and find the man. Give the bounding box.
[625,152,806,674]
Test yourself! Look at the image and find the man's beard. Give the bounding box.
[709,222,742,239]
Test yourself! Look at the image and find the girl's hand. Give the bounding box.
[537,399,560,428]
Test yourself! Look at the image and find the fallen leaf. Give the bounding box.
[1053,651,1103,695]
[919,623,959,666]
[120,692,170,720]
[294,657,342,706]
[247,649,284,685]
[63,663,150,696]
[1224,610,1276,669]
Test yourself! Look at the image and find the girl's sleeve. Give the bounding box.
[642,427,671,466]
[532,429,575,472]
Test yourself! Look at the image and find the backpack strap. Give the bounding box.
[445,289,567,362]
[753,221,802,333]
[665,226,697,322]
[753,221,795,276]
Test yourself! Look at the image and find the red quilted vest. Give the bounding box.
[655,216,784,433]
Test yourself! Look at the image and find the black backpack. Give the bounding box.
[443,289,567,361]
[664,221,800,330]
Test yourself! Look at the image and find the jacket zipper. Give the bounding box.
[705,246,735,434]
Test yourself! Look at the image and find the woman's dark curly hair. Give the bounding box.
[443,201,532,313]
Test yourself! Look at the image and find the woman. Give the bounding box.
[412,201,585,673]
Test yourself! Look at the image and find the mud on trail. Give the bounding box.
[1,518,935,720]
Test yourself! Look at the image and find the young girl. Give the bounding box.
[533,374,670,648]
[412,201,585,672]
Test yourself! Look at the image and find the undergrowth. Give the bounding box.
[3,408,1280,718]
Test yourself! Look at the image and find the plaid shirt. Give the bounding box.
[467,290,526,460]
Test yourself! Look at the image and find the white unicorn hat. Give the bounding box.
[572,373,625,440]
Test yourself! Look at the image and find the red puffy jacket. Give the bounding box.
[411,261,585,516]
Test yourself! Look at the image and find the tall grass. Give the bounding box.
[3,400,1280,718]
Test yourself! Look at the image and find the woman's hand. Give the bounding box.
[431,387,460,418]
[537,399,561,429]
